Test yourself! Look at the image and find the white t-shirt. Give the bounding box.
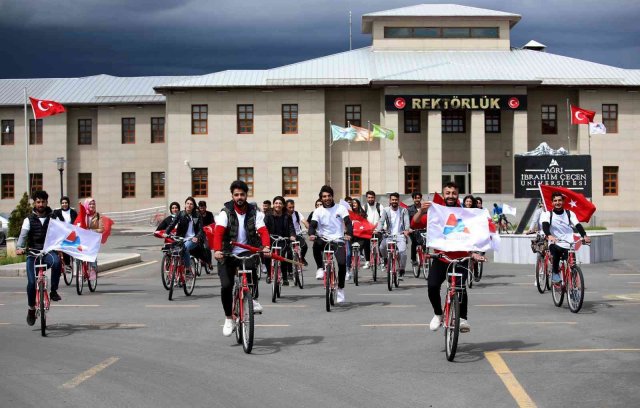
[60,209,72,223]
[21,217,47,231]
[312,204,349,241]
[365,202,383,226]
[215,209,266,255]
[540,209,580,249]
[388,207,402,235]
[184,216,195,240]
[290,211,304,235]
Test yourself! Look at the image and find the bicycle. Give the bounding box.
[166,235,197,300]
[494,214,514,234]
[428,253,482,362]
[268,235,289,303]
[467,251,484,289]
[319,236,345,312]
[60,251,76,286]
[383,232,404,291]
[291,237,304,289]
[411,230,430,280]
[551,239,588,313]
[29,249,53,337]
[160,244,171,290]
[531,234,551,294]
[191,256,211,277]
[369,235,381,282]
[75,259,98,295]
[230,253,261,354]
[351,242,361,286]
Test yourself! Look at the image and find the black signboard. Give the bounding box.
[514,155,592,198]
[385,95,527,111]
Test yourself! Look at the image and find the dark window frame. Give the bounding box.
[29,173,43,197]
[237,104,254,134]
[1,119,15,145]
[384,26,498,39]
[29,119,43,145]
[282,104,298,134]
[78,118,92,145]
[151,117,165,143]
[151,172,165,198]
[485,110,501,133]
[121,117,136,144]
[282,167,299,197]
[541,105,557,135]
[1,173,15,199]
[122,172,136,198]
[485,165,502,194]
[345,167,362,196]
[345,105,361,127]
[603,166,618,196]
[78,173,92,198]
[192,105,208,135]
[404,110,421,133]
[404,166,421,194]
[191,168,208,197]
[602,104,618,134]
[237,167,254,197]
[442,111,466,133]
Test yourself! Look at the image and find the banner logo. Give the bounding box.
[61,230,84,251]
[443,214,470,236]
[394,97,406,109]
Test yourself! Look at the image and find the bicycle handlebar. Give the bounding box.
[229,253,263,261]
[427,253,485,264]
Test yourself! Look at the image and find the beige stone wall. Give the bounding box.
[371,18,511,51]
[526,88,579,153]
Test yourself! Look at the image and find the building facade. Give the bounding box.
[0,4,638,226]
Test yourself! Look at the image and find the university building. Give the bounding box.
[0,4,638,226]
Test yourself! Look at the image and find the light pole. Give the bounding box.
[55,157,66,200]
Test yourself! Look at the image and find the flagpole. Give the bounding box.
[347,121,351,197]
[328,121,333,185]
[367,120,371,192]
[588,124,591,156]
[566,99,571,154]
[24,87,29,196]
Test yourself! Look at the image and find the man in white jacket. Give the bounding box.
[363,190,384,268]
[375,192,411,279]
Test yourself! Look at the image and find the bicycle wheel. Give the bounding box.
[423,257,430,281]
[168,259,177,301]
[445,293,460,362]
[191,257,201,277]
[412,250,421,278]
[276,263,282,299]
[325,265,331,312]
[271,261,278,303]
[241,290,254,353]
[63,260,73,286]
[545,257,551,291]
[372,250,378,282]
[535,254,546,294]
[551,265,565,307]
[75,260,84,295]
[352,250,359,286]
[38,279,46,337]
[477,261,483,281]
[88,263,98,292]
[567,265,585,313]
[161,253,171,290]
[234,287,242,344]
[386,258,393,291]
[467,260,474,289]
[183,258,197,296]
[330,264,336,306]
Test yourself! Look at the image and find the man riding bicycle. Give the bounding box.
[213,180,271,336]
[375,192,410,279]
[264,196,297,286]
[286,199,309,266]
[362,190,384,269]
[541,191,591,283]
[16,190,63,325]
[407,192,423,271]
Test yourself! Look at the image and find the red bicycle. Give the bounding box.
[291,237,304,289]
[268,235,289,303]
[230,252,261,353]
[369,236,381,282]
[320,236,344,312]
[551,239,587,313]
[534,236,551,294]
[351,242,361,286]
[75,259,97,295]
[166,236,197,300]
[411,230,430,280]
[60,251,76,286]
[29,249,52,337]
[384,232,403,291]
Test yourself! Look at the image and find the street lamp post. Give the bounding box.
[55,157,66,200]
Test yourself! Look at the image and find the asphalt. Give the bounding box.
[0,232,639,408]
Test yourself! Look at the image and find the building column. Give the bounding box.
[379,95,400,193]
[427,111,442,193]
[512,110,528,156]
[470,110,485,194]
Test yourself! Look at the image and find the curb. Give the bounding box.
[0,253,142,277]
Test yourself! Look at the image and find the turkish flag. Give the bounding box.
[348,211,375,239]
[100,215,114,244]
[539,184,596,223]
[570,105,595,125]
[29,97,66,119]
[74,204,87,229]
[432,192,461,207]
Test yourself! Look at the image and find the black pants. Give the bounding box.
[409,232,424,262]
[427,259,468,319]
[313,240,347,289]
[361,234,377,261]
[296,235,308,260]
[549,244,568,275]
[217,251,259,316]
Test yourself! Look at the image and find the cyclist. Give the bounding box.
[262,200,273,216]
[52,196,78,271]
[164,197,211,274]
[15,190,63,325]
[213,180,270,336]
[526,201,545,234]
[363,190,384,268]
[350,199,370,265]
[307,198,322,226]
[309,185,352,303]
[407,192,422,269]
[264,196,296,285]
[475,196,484,210]
[463,195,477,208]
[375,192,410,279]
[79,198,105,271]
[423,182,484,333]
[286,199,309,266]
[541,191,591,283]
[154,201,180,247]
[197,200,215,227]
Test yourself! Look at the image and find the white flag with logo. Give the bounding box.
[427,204,498,252]
[589,122,606,134]
[43,219,102,262]
[502,203,517,216]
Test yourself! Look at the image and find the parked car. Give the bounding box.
[0,214,8,245]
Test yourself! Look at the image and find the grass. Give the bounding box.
[585,226,607,231]
[0,255,26,266]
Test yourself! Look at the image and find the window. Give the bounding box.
[602,104,618,133]
[122,118,135,144]
[541,105,557,134]
[442,111,465,133]
[151,117,165,143]
[151,172,165,198]
[442,27,470,38]
[282,104,298,134]
[345,167,362,196]
[29,173,43,197]
[345,105,361,127]
[1,120,14,145]
[29,119,43,145]
[192,105,208,135]
[78,119,92,145]
[191,168,208,197]
[121,172,135,198]
[78,173,92,198]
[471,27,499,38]
[282,167,298,196]
[485,110,501,133]
[603,166,618,196]
[237,104,253,134]
[384,26,498,38]
[485,166,502,194]
[1,174,14,199]
[404,166,421,194]
[237,167,254,197]
[404,110,421,133]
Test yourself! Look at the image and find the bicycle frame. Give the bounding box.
[34,254,51,312]
[370,236,380,265]
[231,253,260,353]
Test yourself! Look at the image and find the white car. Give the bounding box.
[0,215,8,245]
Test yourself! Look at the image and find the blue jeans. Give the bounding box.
[182,240,198,270]
[26,253,61,307]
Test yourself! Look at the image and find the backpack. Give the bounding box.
[293,211,300,224]
[549,209,574,228]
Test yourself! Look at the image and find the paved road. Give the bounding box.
[1,233,639,408]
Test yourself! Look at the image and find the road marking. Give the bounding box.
[485,352,537,408]
[470,292,508,295]
[145,304,200,308]
[100,261,157,277]
[0,303,4,306]
[498,348,640,354]
[609,273,640,276]
[0,322,9,325]
[71,323,146,329]
[361,323,428,327]
[475,304,537,307]
[507,322,577,325]
[55,304,101,307]
[60,357,120,389]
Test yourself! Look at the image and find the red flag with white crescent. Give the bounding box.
[539,183,596,223]
[570,105,595,125]
[29,97,66,119]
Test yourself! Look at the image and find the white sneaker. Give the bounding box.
[222,318,234,337]
[429,314,442,331]
[336,288,345,304]
[316,268,324,280]
[363,261,370,269]
[460,318,471,333]
[346,269,352,281]
[253,300,263,314]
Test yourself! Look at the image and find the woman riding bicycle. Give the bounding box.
[350,198,370,265]
[165,197,212,273]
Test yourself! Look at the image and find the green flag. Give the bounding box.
[372,124,395,140]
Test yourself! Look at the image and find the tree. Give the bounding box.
[8,192,31,238]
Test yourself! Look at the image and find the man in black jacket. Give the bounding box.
[52,196,78,271]
[16,190,63,325]
[264,196,296,285]
[198,200,215,227]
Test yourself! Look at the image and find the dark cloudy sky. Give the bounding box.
[1,0,638,79]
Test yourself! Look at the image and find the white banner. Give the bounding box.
[589,122,607,135]
[502,203,517,216]
[427,204,497,252]
[43,219,102,262]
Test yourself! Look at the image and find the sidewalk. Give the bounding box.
[0,252,142,277]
